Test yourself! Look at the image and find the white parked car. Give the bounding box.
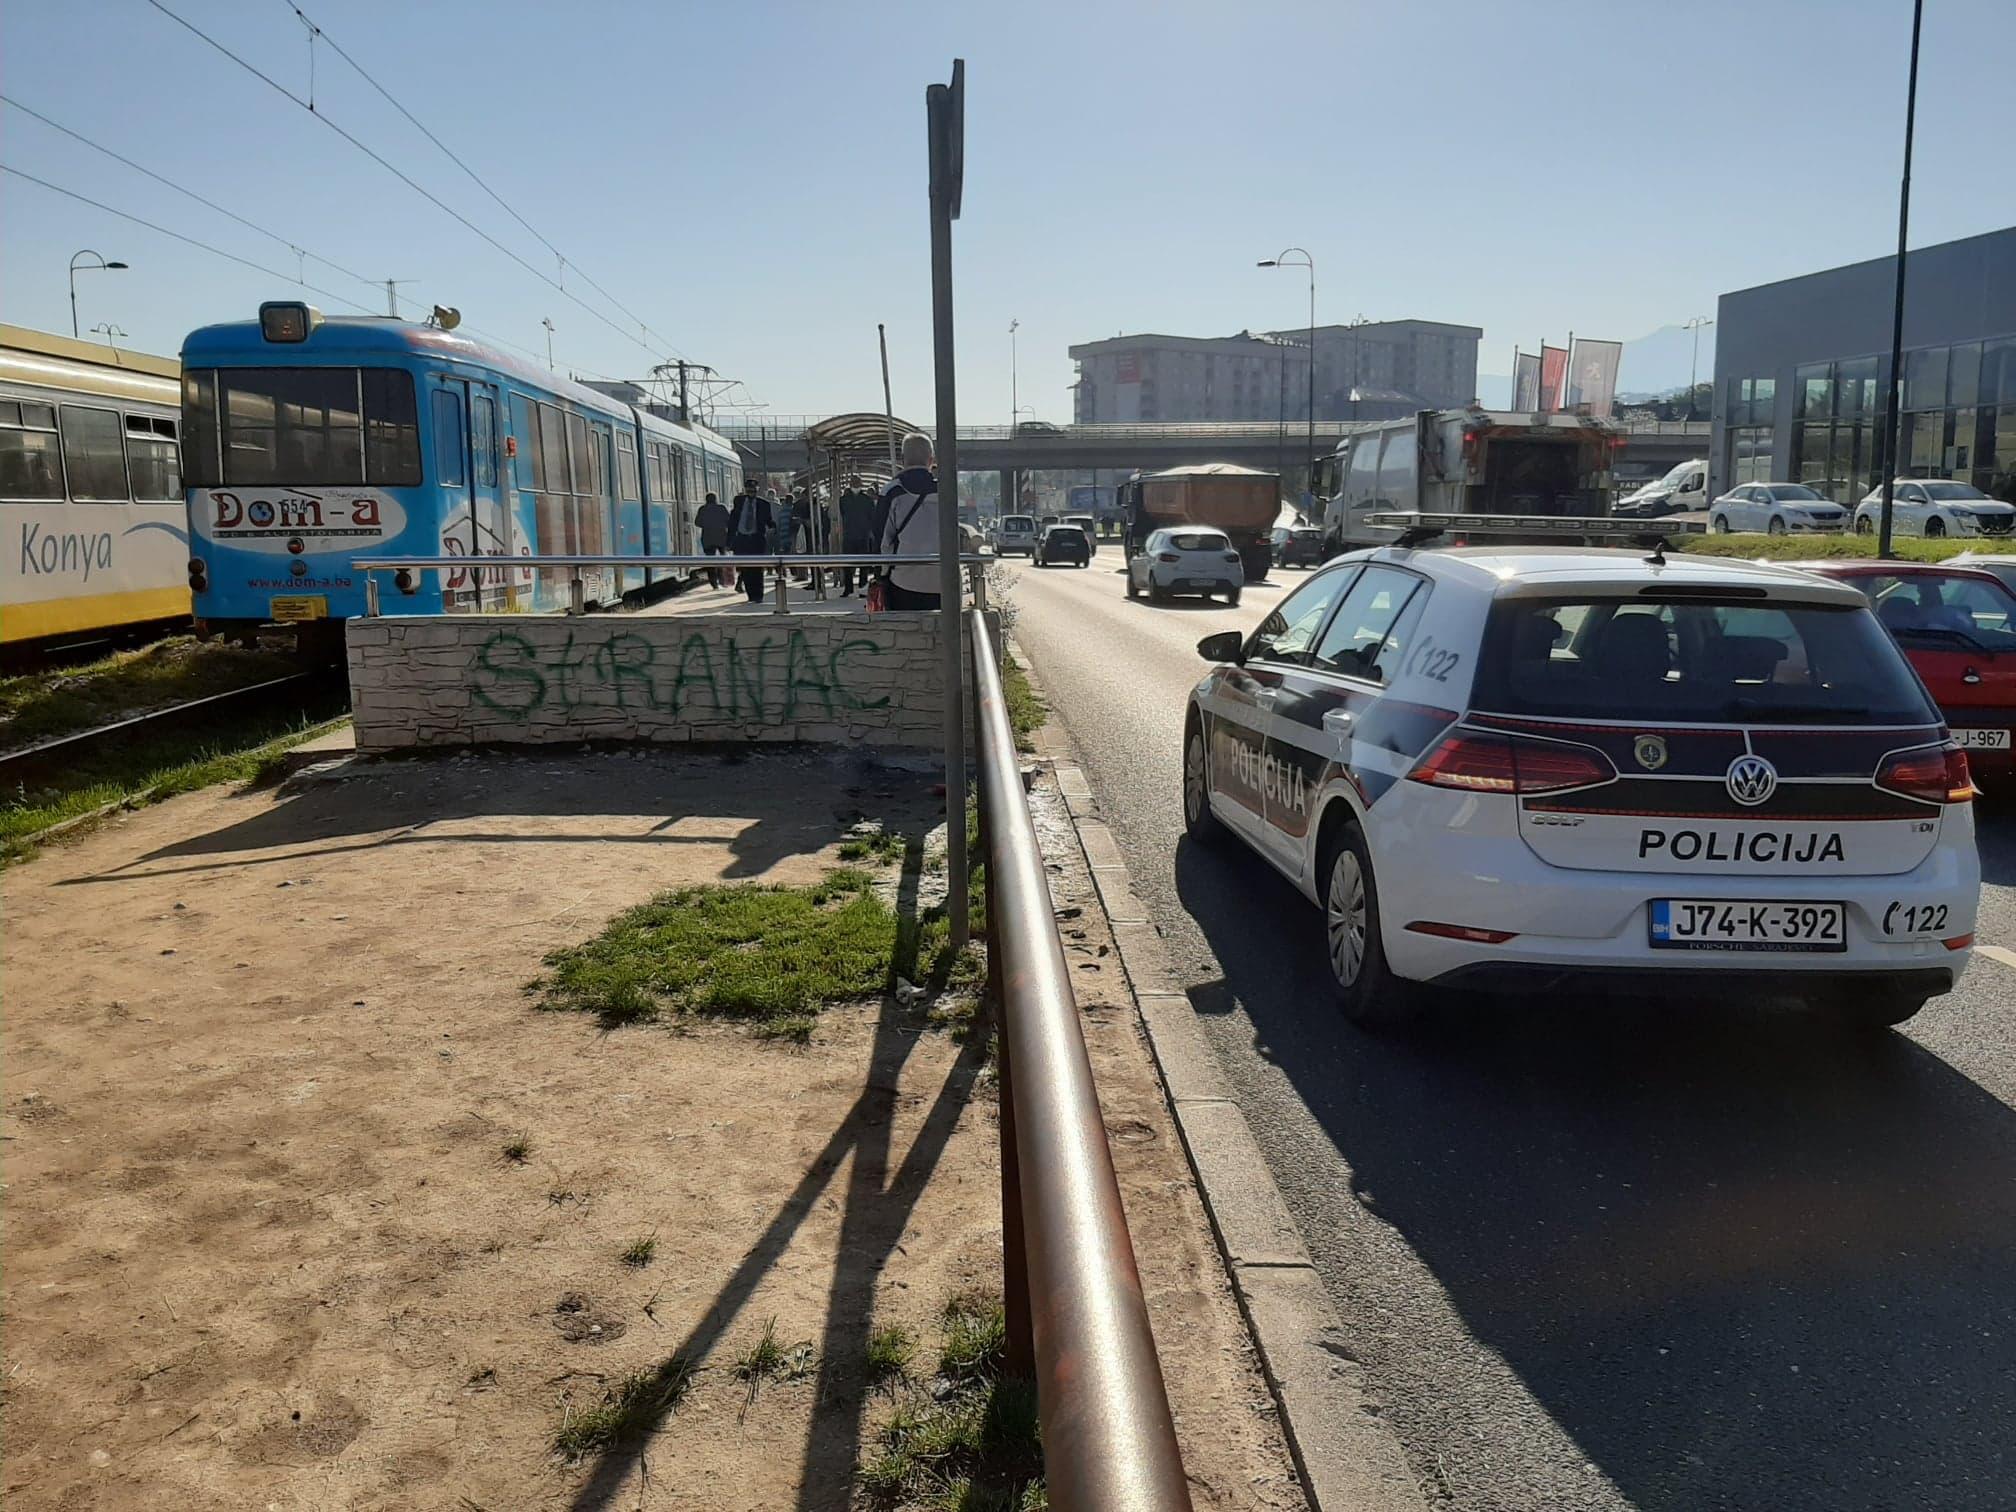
[1707,482,1848,535]
[1852,480,2016,540]
[1127,527,1244,605]
[1182,543,1980,1028]
[993,513,1038,556]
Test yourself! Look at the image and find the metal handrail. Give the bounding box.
[350,552,996,617]
[969,610,1193,1511]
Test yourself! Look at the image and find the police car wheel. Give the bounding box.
[1182,720,1225,844]
[1322,826,1410,1025]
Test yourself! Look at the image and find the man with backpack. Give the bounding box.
[727,481,774,603]
[877,434,942,610]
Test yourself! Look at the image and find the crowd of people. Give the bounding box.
[705,432,949,608]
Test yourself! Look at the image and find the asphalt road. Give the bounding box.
[1005,552,2016,1512]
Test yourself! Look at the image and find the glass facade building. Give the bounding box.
[1711,228,2016,505]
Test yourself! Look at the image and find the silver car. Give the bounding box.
[1851,480,2016,540]
[1708,482,1848,535]
[1126,527,1244,605]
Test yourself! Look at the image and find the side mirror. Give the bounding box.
[1197,630,1245,664]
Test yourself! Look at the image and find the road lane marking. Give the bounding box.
[1976,944,2016,972]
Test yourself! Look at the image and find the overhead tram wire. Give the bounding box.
[140,0,704,383]
[0,93,388,301]
[1,161,606,379]
[274,0,674,359]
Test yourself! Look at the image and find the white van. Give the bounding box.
[1617,458,1709,519]
[994,514,1038,556]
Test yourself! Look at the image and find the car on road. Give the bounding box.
[1182,544,1980,1028]
[1708,482,1848,535]
[1851,479,2016,539]
[1615,458,1710,519]
[1792,560,2016,777]
[1128,527,1244,604]
[1270,524,1329,569]
[993,514,1038,556]
[1034,523,1092,568]
[1064,513,1101,554]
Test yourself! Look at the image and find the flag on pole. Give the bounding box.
[1512,350,1543,411]
[1566,338,1625,418]
[1539,345,1569,411]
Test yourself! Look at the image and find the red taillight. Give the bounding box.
[1157,551,1180,563]
[1943,933,1975,951]
[1408,730,1614,795]
[1224,553,1241,565]
[1406,920,1518,944]
[1875,744,1975,804]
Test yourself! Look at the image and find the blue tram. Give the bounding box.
[181,303,739,636]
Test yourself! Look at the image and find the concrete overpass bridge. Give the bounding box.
[704,414,1710,496]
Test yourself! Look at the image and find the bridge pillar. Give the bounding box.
[1002,469,1016,518]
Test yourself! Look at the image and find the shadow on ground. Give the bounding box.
[1172,813,2016,1512]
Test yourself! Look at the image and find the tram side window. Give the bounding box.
[0,400,66,500]
[362,370,421,485]
[125,414,182,501]
[536,404,569,495]
[616,430,640,501]
[432,389,465,488]
[509,394,538,489]
[471,395,496,488]
[61,404,130,501]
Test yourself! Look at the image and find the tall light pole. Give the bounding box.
[541,317,555,372]
[1009,318,1020,429]
[1259,248,1316,505]
[1683,315,1714,415]
[1878,0,1925,560]
[68,250,127,339]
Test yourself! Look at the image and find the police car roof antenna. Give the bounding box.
[1639,533,1671,566]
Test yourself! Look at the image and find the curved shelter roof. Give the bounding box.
[801,411,923,459]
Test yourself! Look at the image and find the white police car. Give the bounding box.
[1182,535,1981,1028]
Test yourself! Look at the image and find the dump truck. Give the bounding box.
[1119,463,1278,580]
[1316,408,1625,551]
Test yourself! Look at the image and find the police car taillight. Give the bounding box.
[1874,744,1975,804]
[1408,731,1614,795]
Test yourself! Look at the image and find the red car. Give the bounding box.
[1795,561,2016,778]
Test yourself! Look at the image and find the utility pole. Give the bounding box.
[1878,0,1925,560]
[879,323,898,477]
[541,318,555,372]
[1683,315,1714,416]
[927,60,968,950]
[384,279,415,317]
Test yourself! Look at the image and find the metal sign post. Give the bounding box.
[928,60,969,949]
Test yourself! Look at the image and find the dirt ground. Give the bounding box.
[2,743,1302,1510]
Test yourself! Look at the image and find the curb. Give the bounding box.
[1022,650,1426,1512]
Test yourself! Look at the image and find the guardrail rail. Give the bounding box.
[969,609,1193,1512]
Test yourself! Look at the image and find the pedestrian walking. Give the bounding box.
[877,434,943,610]
[838,480,877,594]
[727,481,774,603]
[695,491,731,588]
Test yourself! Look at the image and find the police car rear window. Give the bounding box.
[1473,596,1936,724]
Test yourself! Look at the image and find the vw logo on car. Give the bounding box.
[1724,754,1779,806]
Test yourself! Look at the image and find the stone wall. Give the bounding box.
[345,612,996,752]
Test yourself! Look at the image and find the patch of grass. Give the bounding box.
[501,1132,532,1163]
[618,1233,657,1268]
[1678,532,1979,563]
[857,1294,1042,1509]
[0,635,298,750]
[865,1324,915,1388]
[839,825,910,865]
[532,865,971,1036]
[733,1317,816,1418]
[552,1354,698,1462]
[999,656,1047,753]
[938,1293,1007,1383]
[1,711,349,867]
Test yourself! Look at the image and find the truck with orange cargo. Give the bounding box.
[1119,462,1279,580]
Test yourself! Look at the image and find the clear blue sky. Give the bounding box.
[3,0,2010,423]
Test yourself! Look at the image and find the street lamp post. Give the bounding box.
[1259,249,1316,506]
[1878,0,1926,561]
[1684,315,1714,417]
[68,250,128,339]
